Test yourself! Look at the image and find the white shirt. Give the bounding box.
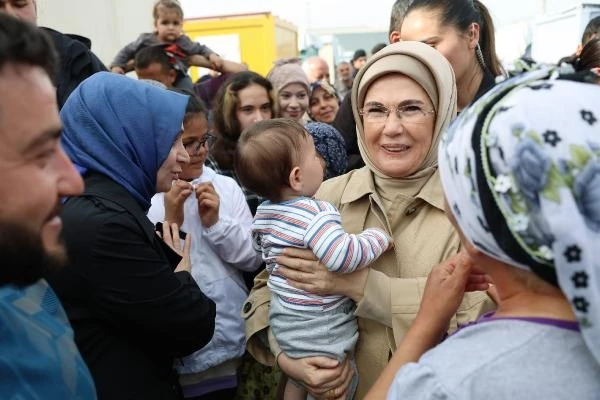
[148,166,262,374]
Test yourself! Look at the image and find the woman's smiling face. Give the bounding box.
[362,73,435,178]
[309,87,339,124]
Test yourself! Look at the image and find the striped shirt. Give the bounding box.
[252,197,391,311]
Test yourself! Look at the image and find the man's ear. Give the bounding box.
[389,31,401,44]
[288,166,302,192]
[168,69,177,86]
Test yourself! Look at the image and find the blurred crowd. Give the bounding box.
[0,0,599,400]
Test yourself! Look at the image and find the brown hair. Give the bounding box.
[236,118,307,202]
[582,16,600,46]
[576,38,600,71]
[405,0,503,77]
[152,0,183,21]
[211,71,277,170]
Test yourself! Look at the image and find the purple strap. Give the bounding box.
[457,311,580,333]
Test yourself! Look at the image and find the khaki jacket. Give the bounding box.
[243,167,495,398]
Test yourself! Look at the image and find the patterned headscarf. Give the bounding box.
[309,80,340,102]
[439,67,600,364]
[305,122,347,179]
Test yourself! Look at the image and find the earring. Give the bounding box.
[475,42,487,70]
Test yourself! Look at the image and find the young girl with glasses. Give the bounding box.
[148,93,262,400]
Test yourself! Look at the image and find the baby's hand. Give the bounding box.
[378,230,394,250]
[111,66,125,74]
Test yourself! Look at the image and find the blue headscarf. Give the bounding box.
[60,72,188,209]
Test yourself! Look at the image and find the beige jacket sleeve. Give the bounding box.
[356,265,496,347]
[241,268,276,366]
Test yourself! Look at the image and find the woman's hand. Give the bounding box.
[195,182,220,228]
[365,251,489,399]
[159,221,192,273]
[164,180,193,226]
[277,353,354,400]
[277,248,335,295]
[415,250,488,337]
[277,247,369,301]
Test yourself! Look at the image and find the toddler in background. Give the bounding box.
[110,0,223,90]
[236,118,393,400]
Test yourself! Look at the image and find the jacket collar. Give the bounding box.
[338,167,445,211]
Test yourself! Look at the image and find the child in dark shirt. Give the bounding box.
[110,0,223,90]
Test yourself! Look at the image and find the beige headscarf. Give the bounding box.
[351,41,457,181]
[266,57,310,94]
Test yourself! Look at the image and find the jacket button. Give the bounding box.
[243,302,252,313]
[405,207,417,216]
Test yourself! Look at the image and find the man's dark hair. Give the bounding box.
[389,0,413,38]
[0,13,57,82]
[371,42,387,55]
[135,45,174,71]
[582,16,600,46]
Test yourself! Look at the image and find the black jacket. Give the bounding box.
[40,27,107,109]
[333,94,364,171]
[47,173,216,400]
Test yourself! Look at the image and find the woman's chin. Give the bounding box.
[375,158,419,178]
[285,111,302,120]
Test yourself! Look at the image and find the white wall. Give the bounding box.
[36,0,155,67]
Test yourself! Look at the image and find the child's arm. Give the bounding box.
[178,35,223,69]
[304,210,392,273]
[219,59,248,74]
[188,54,211,68]
[110,41,138,73]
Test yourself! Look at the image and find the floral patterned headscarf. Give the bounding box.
[305,122,347,179]
[439,67,600,365]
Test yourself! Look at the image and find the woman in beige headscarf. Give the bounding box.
[242,41,494,399]
[267,58,311,122]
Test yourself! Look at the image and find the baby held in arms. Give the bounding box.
[236,118,393,400]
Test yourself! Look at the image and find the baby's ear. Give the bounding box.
[288,166,302,192]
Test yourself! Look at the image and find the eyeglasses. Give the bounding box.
[184,133,216,155]
[359,104,435,124]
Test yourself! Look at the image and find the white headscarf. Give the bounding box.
[439,67,600,365]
